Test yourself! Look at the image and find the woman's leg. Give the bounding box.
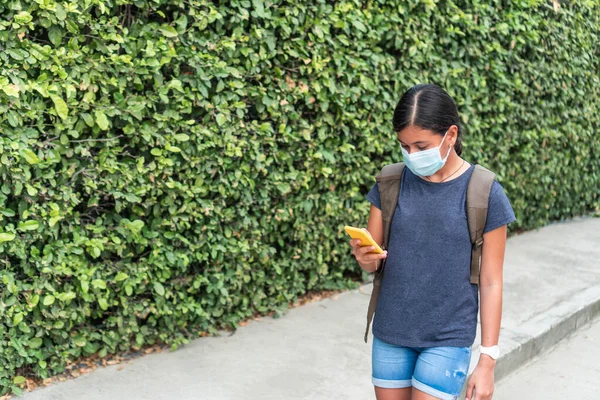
[410,386,442,400]
[375,386,412,400]
[410,346,472,400]
[372,336,419,400]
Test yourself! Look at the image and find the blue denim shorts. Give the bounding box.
[372,335,472,400]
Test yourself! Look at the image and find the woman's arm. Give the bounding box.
[358,204,385,273]
[465,224,508,400]
[479,224,507,357]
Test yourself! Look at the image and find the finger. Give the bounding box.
[357,245,373,255]
[358,251,387,262]
[465,381,475,400]
[349,239,361,248]
[358,245,383,256]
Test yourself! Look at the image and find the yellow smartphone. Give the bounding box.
[343,226,384,254]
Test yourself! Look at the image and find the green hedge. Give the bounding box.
[1,0,599,394]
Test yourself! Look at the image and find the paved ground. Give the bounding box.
[18,217,600,400]
[495,315,600,400]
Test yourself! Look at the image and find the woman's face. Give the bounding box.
[397,125,457,155]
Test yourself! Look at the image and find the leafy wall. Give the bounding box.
[0,0,598,394]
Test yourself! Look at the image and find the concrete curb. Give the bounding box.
[461,284,600,398]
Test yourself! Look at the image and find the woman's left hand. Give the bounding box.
[465,357,496,400]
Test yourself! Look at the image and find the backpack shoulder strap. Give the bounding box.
[375,162,405,236]
[466,164,496,285]
[376,162,406,181]
[364,162,405,343]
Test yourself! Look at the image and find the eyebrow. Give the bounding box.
[398,139,429,145]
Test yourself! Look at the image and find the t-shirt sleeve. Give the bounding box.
[483,180,517,233]
[366,182,381,210]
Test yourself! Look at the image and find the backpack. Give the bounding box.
[363,162,496,344]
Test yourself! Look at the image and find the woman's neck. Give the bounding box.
[421,151,467,183]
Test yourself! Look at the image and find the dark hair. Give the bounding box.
[392,83,464,156]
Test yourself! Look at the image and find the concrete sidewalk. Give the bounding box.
[495,314,600,400]
[20,217,600,400]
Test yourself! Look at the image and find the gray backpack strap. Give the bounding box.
[364,162,405,343]
[466,164,496,284]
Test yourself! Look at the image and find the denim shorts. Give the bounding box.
[372,335,472,400]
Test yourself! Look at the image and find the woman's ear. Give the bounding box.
[449,125,459,147]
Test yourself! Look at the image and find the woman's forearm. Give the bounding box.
[478,282,502,367]
[480,283,502,346]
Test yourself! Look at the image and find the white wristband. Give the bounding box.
[479,345,500,360]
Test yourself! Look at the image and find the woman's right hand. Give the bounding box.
[349,228,388,271]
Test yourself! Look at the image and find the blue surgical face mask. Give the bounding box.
[401,130,452,177]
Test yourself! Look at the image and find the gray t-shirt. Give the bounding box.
[366,163,516,347]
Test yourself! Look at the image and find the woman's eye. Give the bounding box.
[417,146,427,151]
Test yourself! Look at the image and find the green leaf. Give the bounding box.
[18,220,39,231]
[73,335,86,347]
[352,20,367,32]
[130,220,144,232]
[48,26,64,46]
[43,295,55,306]
[168,79,183,92]
[28,294,39,308]
[29,338,43,349]
[98,298,108,310]
[14,11,33,24]
[81,113,95,127]
[13,376,26,385]
[13,313,23,326]
[115,272,128,281]
[159,25,178,38]
[216,114,227,126]
[0,232,16,243]
[2,84,20,97]
[92,279,106,289]
[124,193,141,202]
[26,184,38,196]
[50,95,68,120]
[57,292,76,302]
[18,323,31,334]
[95,110,109,130]
[7,110,20,126]
[0,208,16,217]
[276,182,291,195]
[253,0,266,18]
[154,282,165,296]
[20,149,40,165]
[55,3,67,20]
[175,14,188,33]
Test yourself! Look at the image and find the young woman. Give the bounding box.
[350,83,516,400]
